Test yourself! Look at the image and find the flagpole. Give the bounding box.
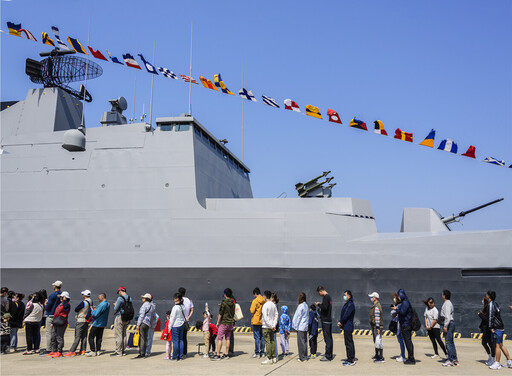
[241,57,244,162]
[80,13,91,132]
[149,42,155,127]
[188,22,193,116]
[132,71,137,122]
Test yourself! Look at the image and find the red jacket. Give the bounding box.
[54,301,71,325]
[160,319,172,341]
[209,323,218,336]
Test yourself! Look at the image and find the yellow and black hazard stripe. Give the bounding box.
[471,333,483,339]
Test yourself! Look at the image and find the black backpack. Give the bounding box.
[120,296,134,322]
[410,306,421,331]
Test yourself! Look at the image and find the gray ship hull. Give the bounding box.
[2,267,510,336]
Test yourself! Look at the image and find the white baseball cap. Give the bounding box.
[81,290,91,297]
[52,280,63,287]
[141,293,153,300]
[368,292,380,299]
[60,291,70,299]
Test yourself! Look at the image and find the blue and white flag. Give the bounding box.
[239,88,257,102]
[483,157,505,166]
[437,138,458,153]
[138,54,158,75]
[262,95,279,108]
[157,67,177,79]
[106,50,124,65]
[51,26,70,50]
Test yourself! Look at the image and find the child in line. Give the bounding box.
[202,309,211,358]
[208,314,218,354]
[1,313,11,354]
[161,310,173,359]
[308,304,319,359]
[279,306,291,356]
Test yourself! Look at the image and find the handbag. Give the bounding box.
[388,320,398,334]
[53,316,66,326]
[375,334,383,349]
[234,303,244,321]
[133,331,140,347]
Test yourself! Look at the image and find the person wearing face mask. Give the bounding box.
[423,297,446,360]
[478,294,495,366]
[390,293,405,362]
[392,289,415,365]
[369,292,384,363]
[337,290,356,366]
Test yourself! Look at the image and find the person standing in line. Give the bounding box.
[178,287,194,357]
[161,310,173,359]
[1,313,11,354]
[40,280,62,356]
[209,314,218,354]
[22,293,44,354]
[338,290,356,366]
[8,293,25,352]
[145,309,158,357]
[423,297,447,360]
[390,293,405,362]
[134,293,155,359]
[261,290,278,365]
[315,286,333,361]
[0,288,9,315]
[200,308,211,358]
[369,292,384,363]
[86,293,110,357]
[228,294,238,357]
[488,291,512,370]
[112,287,132,357]
[250,287,265,358]
[292,292,309,362]
[308,304,319,359]
[392,289,415,365]
[271,293,279,357]
[46,291,71,358]
[64,290,93,357]
[440,290,458,367]
[279,305,291,357]
[211,288,235,361]
[478,294,495,366]
[168,293,186,361]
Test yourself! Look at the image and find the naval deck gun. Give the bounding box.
[441,198,504,225]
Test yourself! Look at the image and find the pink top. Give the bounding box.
[202,313,210,332]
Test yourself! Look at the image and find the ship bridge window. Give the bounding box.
[175,123,190,131]
[159,124,173,131]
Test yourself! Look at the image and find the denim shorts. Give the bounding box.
[494,329,505,344]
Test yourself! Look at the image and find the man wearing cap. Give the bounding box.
[86,293,110,357]
[64,290,93,357]
[40,280,62,355]
[134,293,155,359]
[113,287,132,356]
[369,292,384,363]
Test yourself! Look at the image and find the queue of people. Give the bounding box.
[1,282,512,370]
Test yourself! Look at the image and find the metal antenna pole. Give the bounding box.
[149,42,155,126]
[241,57,244,161]
[80,13,91,132]
[132,71,137,122]
[188,23,193,115]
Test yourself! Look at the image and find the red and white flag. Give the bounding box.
[179,74,199,84]
[122,53,141,69]
[327,109,342,124]
[284,99,301,113]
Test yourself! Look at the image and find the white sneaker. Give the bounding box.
[251,353,259,358]
[431,354,439,359]
[489,361,502,370]
[261,357,272,365]
[203,354,209,358]
[507,360,512,368]
[85,351,96,357]
[396,356,404,362]
[442,360,453,367]
[486,356,495,366]
[272,357,277,364]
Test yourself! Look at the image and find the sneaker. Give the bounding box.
[53,352,63,358]
[374,358,385,363]
[486,356,495,366]
[507,360,512,368]
[261,357,272,365]
[221,354,230,360]
[251,353,259,358]
[164,356,169,360]
[85,351,97,357]
[203,354,209,358]
[489,361,502,370]
[45,352,56,357]
[122,352,127,356]
[211,355,221,361]
[320,356,330,361]
[453,360,459,366]
[272,357,277,364]
[343,360,356,366]
[96,350,102,356]
[371,355,377,360]
[23,351,34,355]
[110,352,121,357]
[39,351,49,357]
[64,352,76,357]
[404,359,416,365]
[443,360,453,367]
[310,354,316,359]
[431,354,439,359]
[396,356,404,362]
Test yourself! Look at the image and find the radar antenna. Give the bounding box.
[25,48,102,102]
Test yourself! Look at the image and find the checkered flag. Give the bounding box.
[158,67,177,79]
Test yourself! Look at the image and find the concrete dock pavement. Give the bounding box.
[1,329,508,375]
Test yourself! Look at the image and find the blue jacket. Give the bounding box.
[279,306,291,334]
[338,297,355,332]
[44,291,61,316]
[396,289,412,328]
[308,310,319,336]
[91,300,110,328]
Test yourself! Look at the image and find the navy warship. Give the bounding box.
[1,51,511,335]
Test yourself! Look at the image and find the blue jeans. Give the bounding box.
[145,327,155,356]
[252,325,264,355]
[171,324,184,360]
[397,332,405,358]
[10,328,18,350]
[445,322,457,362]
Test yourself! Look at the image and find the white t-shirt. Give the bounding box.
[424,307,440,329]
[182,297,194,320]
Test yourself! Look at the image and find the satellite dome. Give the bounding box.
[62,129,86,151]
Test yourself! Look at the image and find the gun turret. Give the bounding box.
[441,198,504,225]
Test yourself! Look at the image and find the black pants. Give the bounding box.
[139,323,149,356]
[401,325,415,361]
[372,327,384,359]
[89,326,104,352]
[321,322,333,359]
[1,335,9,353]
[25,322,40,351]
[482,328,496,357]
[228,330,234,355]
[50,324,66,353]
[183,325,188,355]
[209,334,217,352]
[428,327,447,355]
[309,334,317,356]
[344,330,355,362]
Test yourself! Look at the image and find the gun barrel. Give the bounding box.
[442,198,504,224]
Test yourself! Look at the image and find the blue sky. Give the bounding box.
[2,0,511,232]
